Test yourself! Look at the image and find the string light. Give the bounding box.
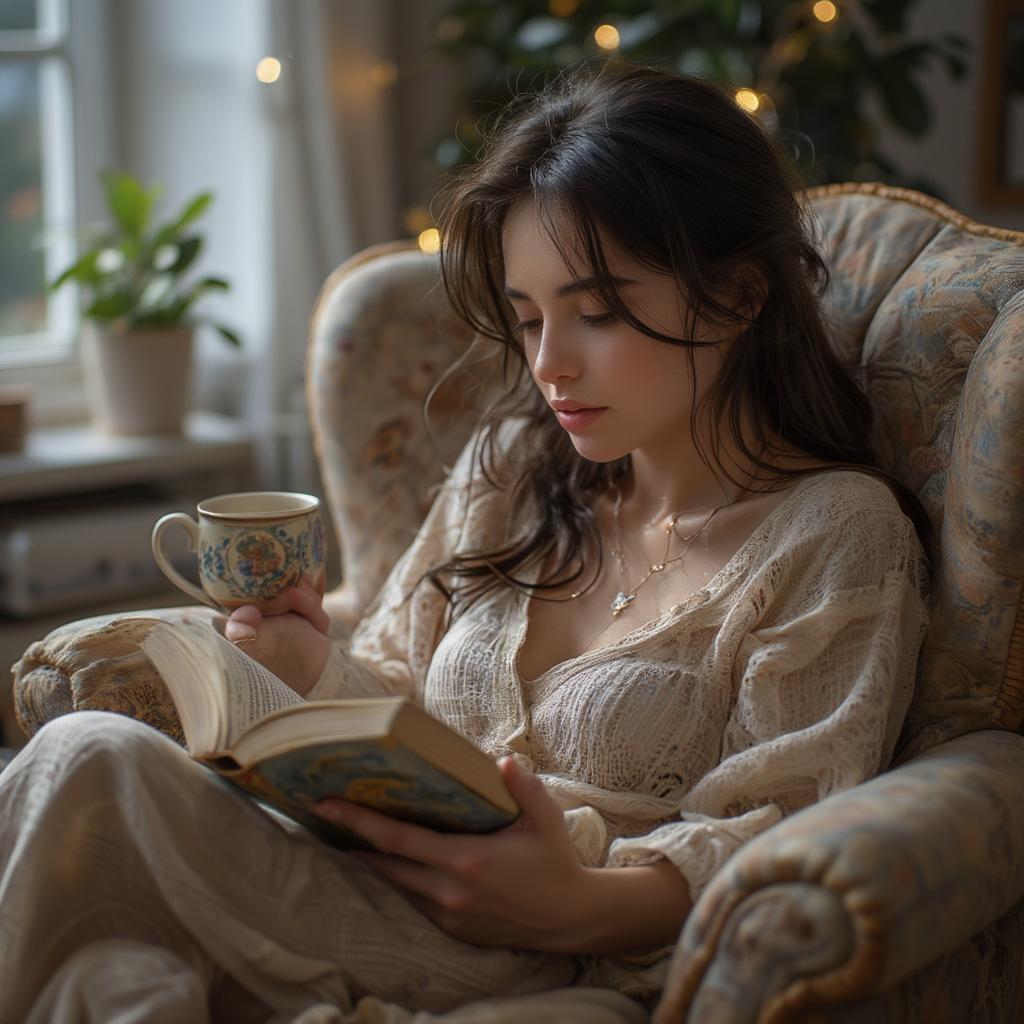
[594,24,620,50]
[256,57,281,84]
[812,1,838,22]
[735,88,761,112]
[403,207,434,235]
[780,33,810,64]
[418,228,441,254]
[370,61,398,88]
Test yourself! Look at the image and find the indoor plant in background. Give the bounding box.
[51,171,241,436]
[431,0,970,200]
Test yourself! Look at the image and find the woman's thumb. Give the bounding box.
[499,757,561,827]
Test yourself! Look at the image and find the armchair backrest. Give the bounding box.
[305,241,502,631]
[803,183,1024,758]
[306,186,1024,756]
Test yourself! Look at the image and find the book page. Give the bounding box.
[141,619,304,755]
[212,632,305,747]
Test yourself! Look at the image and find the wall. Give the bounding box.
[111,0,271,422]
[391,0,463,223]
[100,0,1024,465]
[869,0,1024,230]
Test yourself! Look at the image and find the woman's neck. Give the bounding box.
[625,427,767,529]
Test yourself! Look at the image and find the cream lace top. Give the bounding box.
[307,419,930,909]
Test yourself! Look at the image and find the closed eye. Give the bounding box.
[511,312,617,334]
[580,312,617,327]
[512,318,542,334]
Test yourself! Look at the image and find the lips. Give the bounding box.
[552,406,607,433]
[551,400,604,412]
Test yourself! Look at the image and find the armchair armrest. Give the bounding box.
[11,606,221,742]
[654,729,1024,1023]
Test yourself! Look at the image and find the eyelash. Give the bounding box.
[512,312,617,334]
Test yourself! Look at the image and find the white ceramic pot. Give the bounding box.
[81,322,195,436]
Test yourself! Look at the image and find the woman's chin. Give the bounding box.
[567,437,629,464]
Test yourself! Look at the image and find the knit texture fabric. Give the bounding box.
[308,418,931,930]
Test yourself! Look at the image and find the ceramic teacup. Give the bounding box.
[151,491,327,611]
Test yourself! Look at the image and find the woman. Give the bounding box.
[0,63,931,1023]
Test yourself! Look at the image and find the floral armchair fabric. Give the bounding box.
[9,183,1024,1022]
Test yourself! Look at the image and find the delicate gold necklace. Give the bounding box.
[571,484,735,617]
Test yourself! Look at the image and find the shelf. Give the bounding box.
[0,411,255,503]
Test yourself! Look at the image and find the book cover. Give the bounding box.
[217,738,519,849]
[132,615,520,846]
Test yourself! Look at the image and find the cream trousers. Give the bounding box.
[0,711,646,1024]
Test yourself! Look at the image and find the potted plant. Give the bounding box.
[51,171,241,436]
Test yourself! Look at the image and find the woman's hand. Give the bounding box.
[219,576,332,696]
[314,757,692,954]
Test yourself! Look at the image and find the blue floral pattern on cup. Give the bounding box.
[199,513,324,605]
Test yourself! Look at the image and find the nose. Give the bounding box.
[530,322,582,385]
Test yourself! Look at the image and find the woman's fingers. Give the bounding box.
[295,582,331,634]
[351,851,443,896]
[314,798,461,870]
[259,578,330,634]
[497,757,559,831]
[225,605,262,643]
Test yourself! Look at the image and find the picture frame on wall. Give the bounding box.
[978,0,1024,204]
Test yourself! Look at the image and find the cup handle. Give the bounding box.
[151,512,221,611]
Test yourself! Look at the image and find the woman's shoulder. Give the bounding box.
[790,466,907,519]
[717,466,929,627]
[761,465,927,583]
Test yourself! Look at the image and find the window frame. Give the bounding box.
[0,0,114,425]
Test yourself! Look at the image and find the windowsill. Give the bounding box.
[1,357,89,427]
[0,411,256,503]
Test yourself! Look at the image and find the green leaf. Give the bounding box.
[712,0,741,32]
[167,277,231,321]
[194,275,230,292]
[135,294,191,327]
[213,324,242,347]
[166,235,202,275]
[860,0,912,34]
[50,250,101,289]
[174,191,212,231]
[85,291,135,320]
[874,60,930,135]
[154,191,214,245]
[101,171,158,239]
[938,53,968,80]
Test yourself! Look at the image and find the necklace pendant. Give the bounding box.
[611,591,636,616]
[651,562,666,572]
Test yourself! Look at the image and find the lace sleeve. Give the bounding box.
[604,510,930,904]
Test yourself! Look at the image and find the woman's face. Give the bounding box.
[501,199,735,465]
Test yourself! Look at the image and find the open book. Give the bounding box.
[131,617,519,849]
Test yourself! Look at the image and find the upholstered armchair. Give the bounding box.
[8,183,1024,1022]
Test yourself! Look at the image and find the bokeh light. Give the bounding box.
[734,88,761,113]
[812,1,838,23]
[256,57,281,84]
[418,228,441,254]
[549,0,581,16]
[370,62,398,88]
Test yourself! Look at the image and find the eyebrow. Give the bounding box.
[504,275,639,301]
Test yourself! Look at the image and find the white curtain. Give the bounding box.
[113,0,453,489]
[263,0,401,417]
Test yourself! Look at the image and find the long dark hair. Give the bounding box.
[426,61,932,612]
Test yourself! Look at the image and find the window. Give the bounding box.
[0,0,77,369]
